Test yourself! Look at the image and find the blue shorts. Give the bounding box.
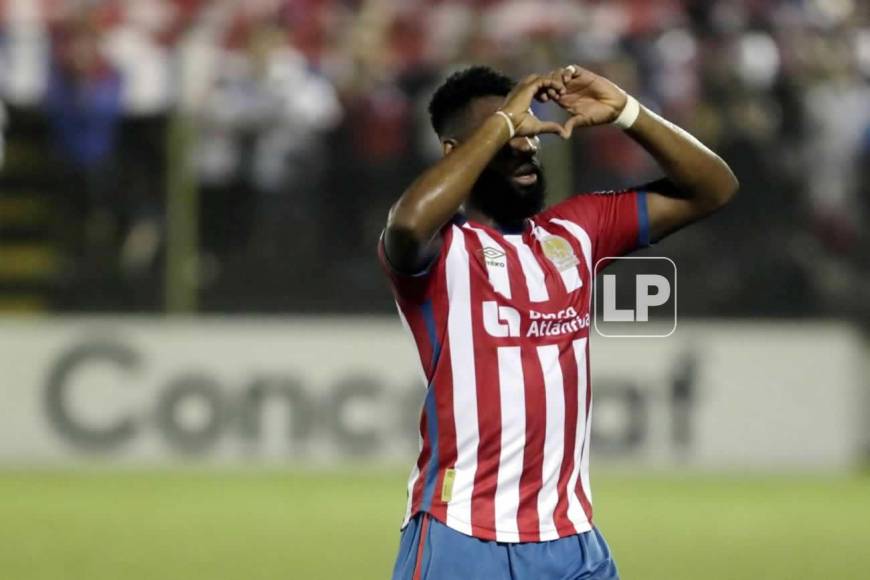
[392,513,620,580]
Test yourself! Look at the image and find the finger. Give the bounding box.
[561,65,577,84]
[534,120,571,139]
[523,77,559,100]
[515,75,552,105]
[563,114,590,138]
[563,115,580,138]
[516,74,543,96]
[512,75,566,111]
[567,64,591,77]
[534,85,560,102]
[535,74,565,94]
[549,71,568,94]
[554,71,569,94]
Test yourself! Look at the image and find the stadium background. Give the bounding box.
[1,0,869,579]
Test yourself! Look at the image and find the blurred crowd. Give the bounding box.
[0,0,868,319]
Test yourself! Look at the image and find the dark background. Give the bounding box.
[1,0,868,321]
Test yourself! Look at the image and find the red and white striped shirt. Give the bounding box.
[380,189,648,543]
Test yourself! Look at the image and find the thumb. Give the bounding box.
[534,120,571,139]
[517,117,570,139]
[563,114,593,138]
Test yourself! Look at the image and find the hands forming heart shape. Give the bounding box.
[499,65,630,140]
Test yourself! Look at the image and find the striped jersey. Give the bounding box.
[379,189,649,543]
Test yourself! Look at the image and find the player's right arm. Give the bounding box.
[383,74,569,275]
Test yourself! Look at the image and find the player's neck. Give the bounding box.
[464,207,528,234]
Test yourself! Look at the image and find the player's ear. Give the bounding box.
[442,139,457,157]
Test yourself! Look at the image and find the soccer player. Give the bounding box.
[379,65,738,580]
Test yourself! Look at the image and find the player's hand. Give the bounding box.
[546,65,629,136]
[499,74,570,139]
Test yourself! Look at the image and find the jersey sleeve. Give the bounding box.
[543,189,650,269]
[377,225,452,305]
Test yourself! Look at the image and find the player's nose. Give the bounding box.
[509,135,540,154]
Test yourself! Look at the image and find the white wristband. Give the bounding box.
[495,110,516,138]
[612,93,640,130]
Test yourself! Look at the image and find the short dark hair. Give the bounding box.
[428,65,516,137]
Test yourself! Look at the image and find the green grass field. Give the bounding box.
[1,469,868,579]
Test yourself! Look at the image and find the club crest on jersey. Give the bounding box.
[541,235,579,272]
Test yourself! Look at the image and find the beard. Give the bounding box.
[468,165,547,227]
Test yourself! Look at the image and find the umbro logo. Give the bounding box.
[477,246,507,269]
[481,247,505,260]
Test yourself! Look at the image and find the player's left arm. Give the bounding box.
[622,106,739,241]
[548,65,739,242]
